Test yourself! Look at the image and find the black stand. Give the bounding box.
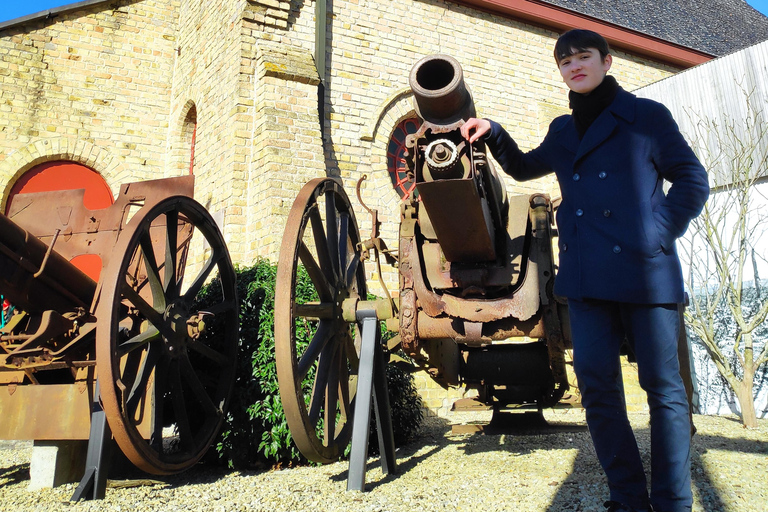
[346,309,397,491]
[71,379,111,501]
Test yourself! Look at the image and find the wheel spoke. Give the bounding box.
[308,206,335,283]
[307,343,335,426]
[182,248,223,302]
[117,325,160,357]
[138,231,167,312]
[168,362,195,451]
[340,328,360,374]
[121,281,164,321]
[179,354,220,417]
[121,282,174,340]
[294,302,335,320]
[196,298,237,317]
[164,209,179,297]
[150,356,168,453]
[125,342,162,417]
[338,212,349,278]
[188,339,230,367]
[298,241,334,302]
[324,346,341,443]
[344,254,360,290]
[325,191,340,279]
[297,320,333,381]
[337,360,352,428]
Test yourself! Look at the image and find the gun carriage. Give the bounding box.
[274,55,572,469]
[0,175,238,488]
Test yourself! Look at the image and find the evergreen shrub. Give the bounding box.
[195,260,423,469]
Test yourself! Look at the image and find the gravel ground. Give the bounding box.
[0,410,765,512]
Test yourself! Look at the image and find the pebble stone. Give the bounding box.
[0,410,765,512]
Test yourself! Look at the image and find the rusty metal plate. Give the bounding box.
[7,175,195,276]
[0,379,153,441]
[0,383,93,440]
[416,177,496,262]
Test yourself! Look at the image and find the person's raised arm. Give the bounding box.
[462,118,554,182]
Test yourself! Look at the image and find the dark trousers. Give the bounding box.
[568,298,692,512]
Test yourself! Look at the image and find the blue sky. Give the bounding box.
[2,0,768,23]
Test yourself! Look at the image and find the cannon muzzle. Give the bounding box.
[409,54,475,126]
[406,54,507,263]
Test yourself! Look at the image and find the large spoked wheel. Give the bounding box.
[96,196,238,475]
[275,178,367,463]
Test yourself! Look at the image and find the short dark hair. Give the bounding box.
[554,29,611,63]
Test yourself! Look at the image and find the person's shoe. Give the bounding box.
[603,501,653,512]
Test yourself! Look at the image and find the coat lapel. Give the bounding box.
[553,116,580,155]
[575,111,618,163]
[565,88,637,166]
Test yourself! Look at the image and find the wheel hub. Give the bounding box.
[334,287,349,318]
[164,300,191,355]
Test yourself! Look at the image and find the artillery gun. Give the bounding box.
[0,175,238,498]
[274,55,572,486]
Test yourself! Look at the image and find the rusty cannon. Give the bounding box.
[0,175,238,498]
[273,54,572,488]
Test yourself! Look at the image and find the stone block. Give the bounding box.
[28,440,87,491]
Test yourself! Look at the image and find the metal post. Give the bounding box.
[372,336,396,476]
[347,309,397,491]
[71,379,111,501]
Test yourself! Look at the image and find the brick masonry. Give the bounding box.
[0,0,677,415]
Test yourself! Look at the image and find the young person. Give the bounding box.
[460,29,709,512]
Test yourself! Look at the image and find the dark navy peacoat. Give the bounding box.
[485,88,709,304]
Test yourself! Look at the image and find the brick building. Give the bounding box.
[1,0,766,414]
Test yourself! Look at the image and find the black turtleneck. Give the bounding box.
[569,75,620,138]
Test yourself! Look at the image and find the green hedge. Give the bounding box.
[195,260,422,469]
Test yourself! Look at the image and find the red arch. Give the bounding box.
[6,161,114,212]
[5,161,114,281]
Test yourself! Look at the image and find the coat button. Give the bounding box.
[599,171,607,179]
[613,245,622,253]
[603,209,611,217]
[576,208,583,217]
[573,173,580,181]
[562,243,568,252]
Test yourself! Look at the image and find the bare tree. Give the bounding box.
[681,84,768,428]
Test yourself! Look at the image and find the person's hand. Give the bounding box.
[460,118,491,144]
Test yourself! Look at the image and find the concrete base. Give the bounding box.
[28,440,87,490]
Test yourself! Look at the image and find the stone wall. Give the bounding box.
[0,0,179,207]
[0,0,679,259]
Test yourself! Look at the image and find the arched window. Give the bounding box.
[6,161,113,281]
[387,118,421,199]
[183,105,198,174]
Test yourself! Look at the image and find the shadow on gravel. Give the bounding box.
[543,423,768,512]
[328,417,451,491]
[100,448,252,491]
[689,433,768,512]
[0,464,30,486]
[328,413,591,493]
[327,413,766,512]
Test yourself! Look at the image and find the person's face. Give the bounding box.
[558,48,612,94]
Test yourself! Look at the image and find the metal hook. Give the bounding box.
[355,174,374,216]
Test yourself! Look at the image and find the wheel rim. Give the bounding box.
[275,178,367,463]
[96,196,238,474]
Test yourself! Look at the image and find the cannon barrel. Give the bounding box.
[409,54,475,126]
[407,54,505,263]
[0,213,97,314]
